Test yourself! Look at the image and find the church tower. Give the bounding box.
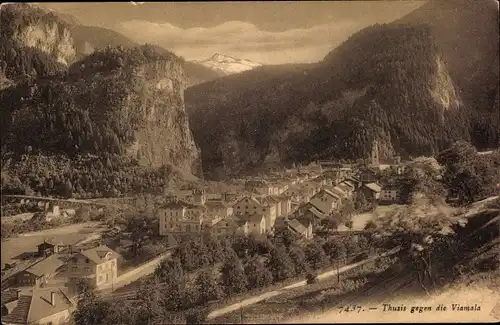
[371,139,380,166]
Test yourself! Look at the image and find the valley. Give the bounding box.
[1,2,499,325]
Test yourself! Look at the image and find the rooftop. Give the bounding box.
[78,245,118,265]
[364,182,382,193]
[321,189,341,200]
[24,254,67,277]
[288,219,308,234]
[204,200,231,209]
[1,288,73,324]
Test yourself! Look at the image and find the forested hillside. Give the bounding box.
[1,4,203,198]
[186,24,468,180]
[398,0,499,149]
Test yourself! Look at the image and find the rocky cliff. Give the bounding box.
[0,3,75,80]
[1,44,201,176]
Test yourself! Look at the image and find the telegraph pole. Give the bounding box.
[337,259,340,283]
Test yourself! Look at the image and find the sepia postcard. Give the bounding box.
[0,1,499,324]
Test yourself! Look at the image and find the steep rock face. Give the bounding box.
[0,4,76,74]
[15,19,76,65]
[116,59,201,173]
[1,45,202,176]
[186,24,467,180]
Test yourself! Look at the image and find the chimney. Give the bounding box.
[50,292,56,306]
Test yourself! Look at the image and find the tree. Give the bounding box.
[153,258,186,311]
[273,226,300,248]
[60,179,73,198]
[266,244,295,283]
[354,191,369,212]
[185,307,209,325]
[135,277,166,324]
[364,220,377,231]
[72,282,111,325]
[339,199,356,220]
[128,215,156,256]
[220,250,248,295]
[322,238,347,261]
[319,217,339,233]
[304,241,329,270]
[154,258,184,284]
[194,269,223,304]
[306,270,317,284]
[244,257,273,290]
[288,244,309,276]
[74,206,91,223]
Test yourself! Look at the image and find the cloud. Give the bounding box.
[116,19,366,64]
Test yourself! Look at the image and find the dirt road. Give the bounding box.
[206,247,400,320]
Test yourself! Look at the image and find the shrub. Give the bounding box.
[306,271,317,285]
[185,306,209,325]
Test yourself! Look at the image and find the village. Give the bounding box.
[0,140,416,325]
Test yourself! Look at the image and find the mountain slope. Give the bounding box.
[1,4,202,197]
[1,44,201,172]
[397,0,500,149]
[186,23,469,180]
[184,60,226,87]
[69,25,139,59]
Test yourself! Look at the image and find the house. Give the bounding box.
[294,202,327,227]
[211,216,249,236]
[322,170,341,184]
[357,183,382,201]
[66,245,118,289]
[301,181,322,195]
[379,186,400,204]
[221,192,239,203]
[156,199,206,235]
[12,255,66,288]
[341,176,362,190]
[309,189,342,215]
[296,173,309,183]
[275,182,289,195]
[244,180,280,195]
[243,214,267,235]
[284,185,316,204]
[326,185,348,200]
[287,218,313,239]
[312,175,327,186]
[270,194,292,217]
[302,205,327,227]
[37,240,64,257]
[204,200,234,219]
[233,196,276,232]
[1,287,74,325]
[358,167,379,183]
[337,183,353,198]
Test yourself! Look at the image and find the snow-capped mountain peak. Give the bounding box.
[193,53,262,75]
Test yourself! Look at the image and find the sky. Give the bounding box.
[38,1,427,65]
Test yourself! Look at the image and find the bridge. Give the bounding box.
[1,195,133,210]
